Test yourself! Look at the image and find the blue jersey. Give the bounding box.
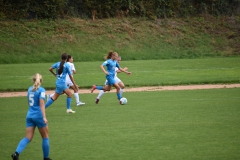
[102,59,120,76]
[26,86,46,118]
[52,62,72,84]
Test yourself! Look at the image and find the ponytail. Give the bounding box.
[32,73,42,91]
[104,51,116,60]
[58,53,68,75]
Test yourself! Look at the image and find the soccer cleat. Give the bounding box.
[95,98,100,104]
[91,85,96,93]
[44,158,52,160]
[77,101,85,106]
[11,152,19,160]
[66,109,76,113]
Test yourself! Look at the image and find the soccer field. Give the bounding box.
[1,88,240,160]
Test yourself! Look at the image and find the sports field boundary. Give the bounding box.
[1,84,240,98]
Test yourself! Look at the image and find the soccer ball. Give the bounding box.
[120,97,127,105]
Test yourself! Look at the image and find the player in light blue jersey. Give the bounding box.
[45,53,78,113]
[91,51,131,104]
[95,56,128,104]
[11,73,51,160]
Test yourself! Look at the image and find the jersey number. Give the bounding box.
[29,94,34,106]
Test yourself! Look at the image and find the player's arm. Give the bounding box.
[72,70,76,74]
[72,64,76,74]
[49,67,56,77]
[69,75,78,91]
[119,67,131,75]
[117,67,128,73]
[39,94,47,124]
[100,65,108,75]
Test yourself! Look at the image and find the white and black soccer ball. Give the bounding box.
[120,97,127,105]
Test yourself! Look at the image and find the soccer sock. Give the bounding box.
[120,88,123,97]
[45,98,54,108]
[74,93,79,103]
[67,97,71,109]
[42,138,50,158]
[16,137,30,154]
[97,90,105,99]
[96,86,103,90]
[117,92,121,100]
[49,93,54,98]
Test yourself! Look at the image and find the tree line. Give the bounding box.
[1,0,240,20]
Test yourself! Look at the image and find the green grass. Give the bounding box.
[0,17,239,64]
[0,57,239,91]
[1,88,240,160]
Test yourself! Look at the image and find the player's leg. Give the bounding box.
[96,80,108,104]
[38,126,50,160]
[12,119,35,159]
[113,83,121,100]
[64,88,75,113]
[45,92,60,109]
[70,85,85,106]
[118,81,125,97]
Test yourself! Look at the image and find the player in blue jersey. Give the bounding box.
[95,56,128,104]
[47,55,85,106]
[91,51,131,104]
[45,53,77,113]
[11,73,51,160]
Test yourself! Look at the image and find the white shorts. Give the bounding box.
[105,77,121,85]
[66,80,73,87]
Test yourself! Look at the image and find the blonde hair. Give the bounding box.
[32,73,42,91]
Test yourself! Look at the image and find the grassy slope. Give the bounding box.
[0,16,239,64]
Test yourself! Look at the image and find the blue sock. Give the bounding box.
[42,138,50,158]
[67,97,71,109]
[96,86,103,90]
[16,137,30,154]
[45,98,54,108]
[117,92,121,100]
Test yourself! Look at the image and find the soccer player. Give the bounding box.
[11,73,51,160]
[47,55,85,106]
[91,51,131,103]
[95,56,128,104]
[45,53,77,113]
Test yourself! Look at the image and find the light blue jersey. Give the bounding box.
[26,86,46,119]
[52,62,72,94]
[102,59,120,85]
[102,59,120,76]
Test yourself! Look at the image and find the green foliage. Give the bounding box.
[0,0,239,20]
[0,17,239,64]
[1,88,240,159]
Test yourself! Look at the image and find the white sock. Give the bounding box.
[49,93,54,98]
[97,90,105,99]
[74,93,80,103]
[120,88,124,97]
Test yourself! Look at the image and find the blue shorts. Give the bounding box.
[55,82,68,94]
[106,75,116,85]
[26,118,47,128]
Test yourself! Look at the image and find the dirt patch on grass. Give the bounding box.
[1,84,240,98]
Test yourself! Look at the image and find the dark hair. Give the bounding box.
[67,55,72,62]
[58,53,68,75]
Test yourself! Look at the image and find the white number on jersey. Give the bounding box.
[29,94,34,106]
